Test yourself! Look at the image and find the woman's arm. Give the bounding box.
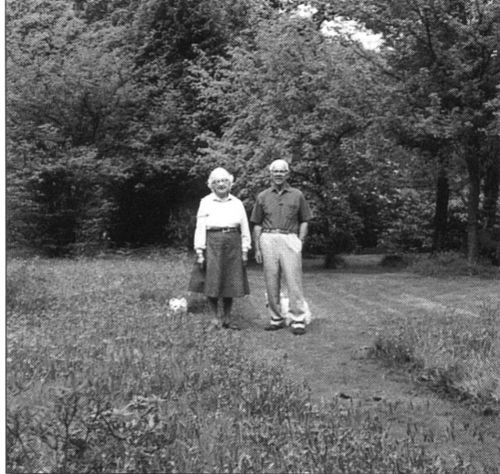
[193,199,208,256]
[239,201,251,253]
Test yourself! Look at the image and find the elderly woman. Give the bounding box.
[188,167,251,329]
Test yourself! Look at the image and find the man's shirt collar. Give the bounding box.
[271,183,291,193]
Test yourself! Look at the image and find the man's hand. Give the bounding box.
[196,250,205,271]
[242,251,248,266]
[254,249,263,264]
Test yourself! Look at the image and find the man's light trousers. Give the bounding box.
[260,233,307,330]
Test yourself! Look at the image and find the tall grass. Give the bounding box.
[6,258,56,315]
[6,252,488,473]
[373,304,500,406]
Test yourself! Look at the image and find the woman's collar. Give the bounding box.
[211,192,233,201]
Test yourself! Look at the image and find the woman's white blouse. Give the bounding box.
[194,193,252,251]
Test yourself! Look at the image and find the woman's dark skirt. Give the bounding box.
[188,231,250,297]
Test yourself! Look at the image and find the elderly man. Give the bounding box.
[250,159,312,335]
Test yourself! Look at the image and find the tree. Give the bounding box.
[6,0,142,164]
[6,0,285,251]
[332,0,500,262]
[6,0,150,252]
[191,14,410,261]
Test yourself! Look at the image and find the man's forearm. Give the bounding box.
[253,225,262,250]
[298,222,308,242]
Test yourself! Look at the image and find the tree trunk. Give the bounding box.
[432,162,449,251]
[482,140,499,229]
[466,154,481,264]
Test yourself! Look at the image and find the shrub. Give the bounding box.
[379,188,434,252]
[409,251,500,278]
[380,254,409,269]
[106,159,201,248]
[8,153,203,255]
[9,149,115,257]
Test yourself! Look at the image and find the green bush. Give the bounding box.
[379,188,434,252]
[8,154,204,255]
[13,150,113,257]
[106,159,201,248]
[409,251,500,278]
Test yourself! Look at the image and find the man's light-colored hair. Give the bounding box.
[207,167,234,190]
[269,159,290,172]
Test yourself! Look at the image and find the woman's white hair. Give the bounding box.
[207,167,234,190]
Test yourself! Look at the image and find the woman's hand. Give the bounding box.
[254,249,263,264]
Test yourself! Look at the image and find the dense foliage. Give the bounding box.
[314,0,500,261]
[6,0,500,261]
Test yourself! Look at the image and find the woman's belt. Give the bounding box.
[262,228,295,234]
[207,227,239,233]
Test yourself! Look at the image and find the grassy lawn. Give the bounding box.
[6,251,500,473]
[241,258,500,471]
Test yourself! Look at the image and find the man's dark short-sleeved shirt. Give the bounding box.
[250,184,312,234]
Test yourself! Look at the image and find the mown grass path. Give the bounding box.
[234,259,500,469]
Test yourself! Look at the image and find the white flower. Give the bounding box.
[168,297,187,314]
